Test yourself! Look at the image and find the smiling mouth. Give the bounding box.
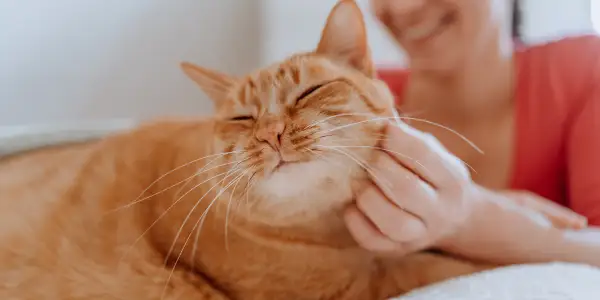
[403,13,454,43]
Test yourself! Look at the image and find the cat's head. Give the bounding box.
[181,0,395,224]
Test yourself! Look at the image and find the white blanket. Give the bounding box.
[3,122,600,299]
[393,263,600,300]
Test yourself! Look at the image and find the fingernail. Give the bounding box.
[576,217,588,229]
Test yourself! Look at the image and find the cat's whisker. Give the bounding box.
[397,116,482,154]
[161,169,247,299]
[305,147,352,174]
[111,158,246,212]
[315,116,484,154]
[314,145,396,200]
[224,169,252,252]
[195,170,248,240]
[321,144,430,175]
[172,155,222,200]
[304,110,427,130]
[243,171,258,215]
[324,144,477,175]
[117,167,239,265]
[165,162,244,270]
[303,112,375,130]
[233,169,255,215]
[321,136,389,144]
[188,161,255,268]
[317,131,389,139]
[126,150,244,211]
[315,145,386,183]
[190,167,249,267]
[395,107,428,119]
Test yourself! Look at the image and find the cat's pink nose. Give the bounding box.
[255,118,285,151]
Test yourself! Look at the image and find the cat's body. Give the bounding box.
[1,1,487,299]
[0,121,482,300]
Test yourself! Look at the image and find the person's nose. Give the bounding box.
[389,0,426,15]
[255,116,285,151]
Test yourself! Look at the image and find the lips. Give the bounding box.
[401,12,454,43]
[404,20,442,41]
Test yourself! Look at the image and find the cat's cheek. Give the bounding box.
[214,122,254,141]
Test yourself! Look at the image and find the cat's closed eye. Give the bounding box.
[229,116,254,122]
[295,80,340,106]
[296,84,324,103]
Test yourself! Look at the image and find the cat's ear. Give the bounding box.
[316,0,374,77]
[180,62,237,105]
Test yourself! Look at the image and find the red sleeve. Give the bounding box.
[566,39,600,226]
[567,89,600,225]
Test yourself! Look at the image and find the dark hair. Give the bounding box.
[511,0,522,40]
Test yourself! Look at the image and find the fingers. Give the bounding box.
[355,185,427,242]
[369,152,438,221]
[345,202,427,254]
[344,205,400,253]
[382,123,471,193]
[505,191,588,229]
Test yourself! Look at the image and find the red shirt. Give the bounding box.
[377,35,600,225]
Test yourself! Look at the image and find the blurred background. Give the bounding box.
[0,0,596,125]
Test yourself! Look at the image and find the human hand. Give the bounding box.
[344,122,586,258]
[438,187,588,264]
[344,121,476,255]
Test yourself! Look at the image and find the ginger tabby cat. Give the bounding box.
[1,1,537,299]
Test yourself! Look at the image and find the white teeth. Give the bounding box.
[403,20,441,41]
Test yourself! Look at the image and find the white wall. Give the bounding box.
[523,0,594,43]
[0,0,596,126]
[261,0,406,66]
[261,0,596,65]
[0,0,261,125]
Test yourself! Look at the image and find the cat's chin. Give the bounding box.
[262,160,346,198]
[243,158,360,226]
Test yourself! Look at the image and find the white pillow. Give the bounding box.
[0,119,136,156]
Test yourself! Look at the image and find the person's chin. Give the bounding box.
[409,55,461,75]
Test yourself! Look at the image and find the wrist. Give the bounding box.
[437,186,559,264]
[434,185,489,253]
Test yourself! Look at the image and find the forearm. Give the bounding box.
[476,221,600,267]
[447,227,600,268]
[441,186,600,267]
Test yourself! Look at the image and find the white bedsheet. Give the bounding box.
[392,263,600,300]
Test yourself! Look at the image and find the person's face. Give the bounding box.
[372,0,508,72]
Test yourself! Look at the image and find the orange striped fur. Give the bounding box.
[0,1,486,299]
